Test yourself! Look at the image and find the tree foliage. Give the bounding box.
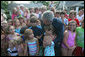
[1,1,11,19]
[1,1,9,12]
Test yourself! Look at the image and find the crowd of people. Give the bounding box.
[1,5,84,56]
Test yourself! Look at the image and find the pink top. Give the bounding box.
[11,14,17,21]
[62,30,76,48]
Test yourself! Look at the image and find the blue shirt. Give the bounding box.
[15,28,21,35]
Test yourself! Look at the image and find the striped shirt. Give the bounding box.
[7,47,18,56]
[27,41,38,56]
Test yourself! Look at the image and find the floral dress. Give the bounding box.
[44,41,55,56]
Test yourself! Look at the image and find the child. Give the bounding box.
[61,20,77,56]
[8,19,13,26]
[1,27,9,56]
[29,16,44,56]
[7,26,20,41]
[24,29,39,56]
[60,11,68,26]
[68,11,80,26]
[24,7,30,19]
[15,36,27,56]
[7,39,18,56]
[43,25,55,56]
[20,26,28,41]
[1,20,8,29]
[36,20,42,29]
[14,19,21,35]
[16,10,22,18]
[11,8,17,21]
[73,19,84,56]
[25,19,31,28]
[18,17,26,27]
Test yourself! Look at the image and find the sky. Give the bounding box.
[14,1,31,4]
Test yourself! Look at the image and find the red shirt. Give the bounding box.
[68,18,80,26]
[65,14,69,19]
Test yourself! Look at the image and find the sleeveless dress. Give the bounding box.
[44,41,55,56]
[62,30,76,48]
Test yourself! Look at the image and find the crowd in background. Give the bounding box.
[1,5,84,56]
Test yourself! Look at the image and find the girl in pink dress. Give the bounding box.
[61,20,77,56]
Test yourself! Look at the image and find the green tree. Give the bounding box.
[1,1,11,19]
[1,1,8,12]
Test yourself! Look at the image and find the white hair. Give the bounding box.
[42,10,54,21]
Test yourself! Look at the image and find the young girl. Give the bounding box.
[18,17,26,27]
[11,8,17,21]
[1,27,9,56]
[14,19,21,35]
[7,39,18,56]
[73,19,84,56]
[24,7,30,19]
[15,36,27,56]
[43,25,56,56]
[7,25,20,41]
[24,29,39,56]
[29,16,44,56]
[61,20,77,56]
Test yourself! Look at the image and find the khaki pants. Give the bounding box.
[61,47,75,56]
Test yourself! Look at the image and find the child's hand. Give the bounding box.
[36,36,41,39]
[72,46,76,49]
[36,35,42,39]
[68,46,76,49]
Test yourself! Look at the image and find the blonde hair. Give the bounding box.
[25,7,29,13]
[16,37,23,45]
[9,39,17,46]
[24,29,33,40]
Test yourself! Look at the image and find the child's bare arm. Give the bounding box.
[74,33,77,46]
[36,34,43,39]
[23,43,28,56]
[36,38,40,56]
[63,30,70,48]
[43,36,51,47]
